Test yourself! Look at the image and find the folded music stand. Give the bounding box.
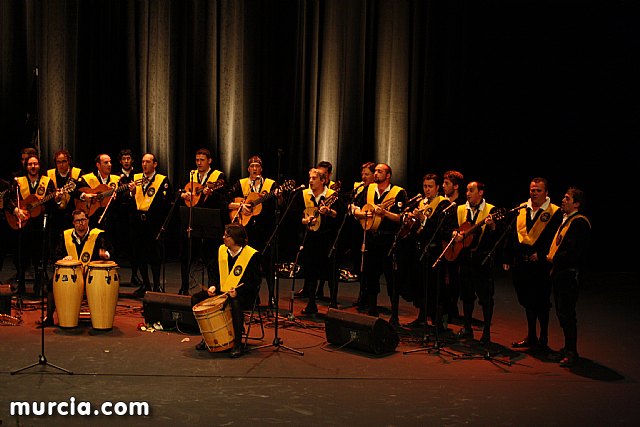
[179,207,222,290]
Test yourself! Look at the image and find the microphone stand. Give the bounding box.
[327,193,352,308]
[246,150,303,356]
[14,183,24,312]
[12,212,72,375]
[156,189,183,292]
[404,207,459,358]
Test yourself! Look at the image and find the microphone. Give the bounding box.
[352,182,366,193]
[291,184,306,192]
[406,193,423,206]
[508,204,528,213]
[440,201,457,215]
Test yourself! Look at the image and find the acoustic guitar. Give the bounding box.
[76,177,147,217]
[229,179,296,226]
[304,192,339,232]
[6,180,76,230]
[443,207,506,261]
[359,196,398,231]
[183,180,225,207]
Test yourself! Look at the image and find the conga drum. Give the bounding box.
[192,295,235,352]
[86,261,120,329]
[53,260,85,328]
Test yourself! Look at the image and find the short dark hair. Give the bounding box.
[361,162,375,173]
[196,148,212,159]
[567,187,586,211]
[317,161,333,173]
[21,147,38,156]
[224,223,248,246]
[54,150,72,163]
[247,155,262,166]
[531,177,549,192]
[422,173,440,185]
[444,170,464,186]
[118,149,133,160]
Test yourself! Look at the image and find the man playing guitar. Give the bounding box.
[352,163,407,324]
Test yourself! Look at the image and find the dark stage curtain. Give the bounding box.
[1,0,639,271]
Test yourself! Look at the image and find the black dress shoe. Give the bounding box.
[457,327,474,340]
[195,339,208,351]
[294,289,308,298]
[512,337,537,348]
[389,316,400,327]
[133,285,148,298]
[559,350,578,367]
[230,345,243,358]
[406,317,425,328]
[301,306,318,316]
[178,288,189,296]
[480,331,491,346]
[36,317,55,328]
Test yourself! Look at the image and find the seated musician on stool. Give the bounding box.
[38,209,113,327]
[191,223,262,358]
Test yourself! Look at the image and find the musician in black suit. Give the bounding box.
[73,153,121,231]
[178,148,229,295]
[352,163,407,323]
[38,209,113,327]
[293,168,344,315]
[129,153,171,297]
[6,155,58,296]
[228,155,281,306]
[453,181,501,345]
[191,223,262,358]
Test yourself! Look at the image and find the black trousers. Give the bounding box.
[552,269,580,353]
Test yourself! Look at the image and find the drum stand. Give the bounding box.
[12,213,72,375]
[246,149,303,356]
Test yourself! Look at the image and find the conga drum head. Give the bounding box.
[55,259,83,268]
[87,260,118,268]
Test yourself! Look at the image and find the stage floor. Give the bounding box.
[1,259,639,426]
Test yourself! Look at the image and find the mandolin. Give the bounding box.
[358,196,398,231]
[6,180,76,230]
[443,207,506,261]
[76,177,147,217]
[183,180,225,207]
[304,192,339,232]
[229,179,295,226]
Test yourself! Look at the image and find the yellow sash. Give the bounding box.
[17,176,50,200]
[81,173,120,189]
[240,177,275,196]
[64,228,103,267]
[516,204,560,245]
[190,169,222,184]
[134,173,166,211]
[218,245,258,292]
[547,214,591,262]
[303,188,336,209]
[365,184,403,206]
[48,167,81,187]
[418,195,446,220]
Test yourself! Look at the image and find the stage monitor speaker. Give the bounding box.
[324,308,399,355]
[142,292,199,332]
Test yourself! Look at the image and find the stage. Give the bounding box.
[1,259,639,426]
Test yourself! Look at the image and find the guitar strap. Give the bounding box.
[418,195,446,220]
[48,167,81,187]
[516,203,560,245]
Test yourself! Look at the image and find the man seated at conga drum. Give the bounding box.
[191,223,261,358]
[38,209,113,327]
